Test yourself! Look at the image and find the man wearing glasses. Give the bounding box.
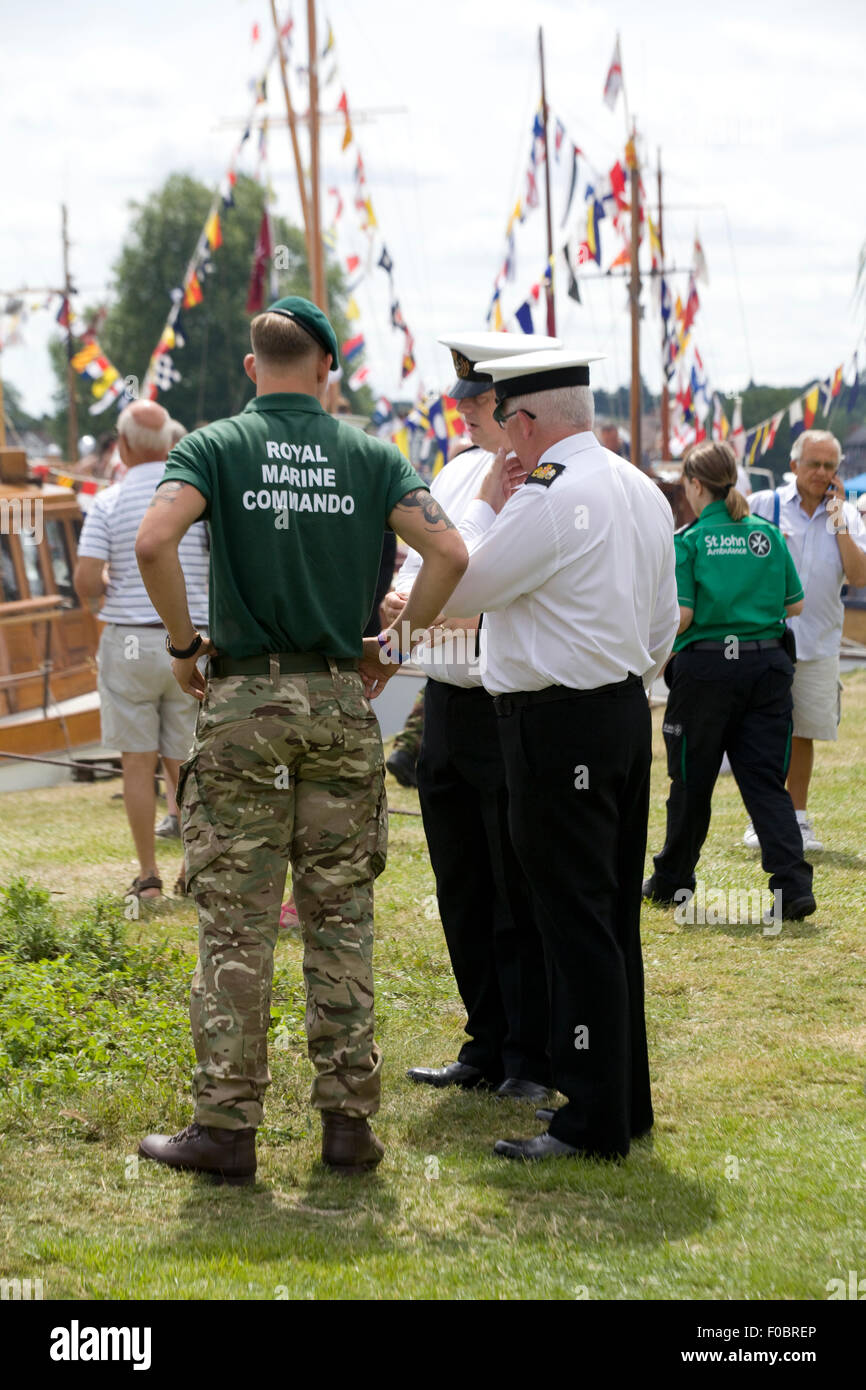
[438,348,679,1162]
[747,431,866,852]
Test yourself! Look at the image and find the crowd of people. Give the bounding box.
[72,294,865,1184]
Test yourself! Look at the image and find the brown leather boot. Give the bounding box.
[139,1122,256,1186]
[321,1112,384,1175]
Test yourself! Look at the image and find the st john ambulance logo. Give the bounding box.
[748,531,771,557]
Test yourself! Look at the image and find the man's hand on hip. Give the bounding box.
[172,636,217,700]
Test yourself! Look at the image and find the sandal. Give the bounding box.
[128,875,163,900]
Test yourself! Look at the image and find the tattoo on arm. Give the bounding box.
[393,489,456,532]
[147,481,188,509]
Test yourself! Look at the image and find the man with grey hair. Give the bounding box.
[747,429,866,851]
[74,399,209,899]
[438,348,679,1163]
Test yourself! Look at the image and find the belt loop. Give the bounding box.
[269,655,279,688]
[326,655,339,688]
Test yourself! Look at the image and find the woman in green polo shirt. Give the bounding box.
[643,440,816,920]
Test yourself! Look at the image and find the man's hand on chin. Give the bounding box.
[477,448,527,514]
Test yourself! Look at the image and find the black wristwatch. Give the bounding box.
[165,631,203,660]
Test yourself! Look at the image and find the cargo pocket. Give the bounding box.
[178,754,234,893]
[369,776,389,880]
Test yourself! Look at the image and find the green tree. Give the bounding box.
[48,172,372,442]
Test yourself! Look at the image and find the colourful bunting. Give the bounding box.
[515,302,534,334]
[603,35,624,110]
[205,211,222,249]
[803,385,819,429]
[183,273,203,308]
[343,333,365,363]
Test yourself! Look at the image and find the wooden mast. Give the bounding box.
[61,204,78,464]
[270,0,312,254]
[657,149,670,460]
[628,125,641,467]
[306,0,327,311]
[538,26,556,336]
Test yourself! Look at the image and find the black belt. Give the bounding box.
[493,673,642,717]
[687,639,783,651]
[209,651,359,679]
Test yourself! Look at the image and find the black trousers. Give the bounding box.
[495,675,653,1158]
[416,679,551,1084]
[652,648,813,902]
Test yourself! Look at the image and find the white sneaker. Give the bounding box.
[743,822,761,849]
[797,814,823,852]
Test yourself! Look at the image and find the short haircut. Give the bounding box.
[250,311,325,368]
[505,384,594,432]
[790,429,841,465]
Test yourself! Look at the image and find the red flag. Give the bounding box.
[56,297,70,328]
[345,254,360,273]
[246,212,272,314]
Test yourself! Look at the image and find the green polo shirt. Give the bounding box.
[161,392,424,659]
[673,500,803,652]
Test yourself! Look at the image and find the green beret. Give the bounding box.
[262,295,339,364]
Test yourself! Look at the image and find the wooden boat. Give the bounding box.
[0,448,101,760]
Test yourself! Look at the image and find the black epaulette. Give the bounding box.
[525,461,565,488]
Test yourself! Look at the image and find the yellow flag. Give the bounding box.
[803,384,819,427]
[342,116,353,151]
[71,343,99,372]
[91,367,119,400]
[392,427,410,459]
[506,199,522,236]
[493,300,504,331]
[346,297,360,321]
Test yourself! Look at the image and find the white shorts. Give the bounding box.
[791,654,841,742]
[97,625,202,759]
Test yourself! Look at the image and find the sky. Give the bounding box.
[2,0,865,426]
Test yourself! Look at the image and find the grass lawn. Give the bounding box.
[0,672,864,1301]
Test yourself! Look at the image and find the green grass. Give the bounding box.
[1,673,865,1300]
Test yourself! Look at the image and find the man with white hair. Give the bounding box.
[747,430,866,851]
[435,348,679,1163]
[74,399,209,899]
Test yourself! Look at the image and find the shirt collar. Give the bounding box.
[538,431,601,466]
[779,478,799,503]
[244,392,325,415]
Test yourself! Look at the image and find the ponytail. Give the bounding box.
[683,440,749,521]
[725,487,749,522]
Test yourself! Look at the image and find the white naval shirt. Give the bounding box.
[750,481,866,661]
[395,445,493,688]
[441,432,679,696]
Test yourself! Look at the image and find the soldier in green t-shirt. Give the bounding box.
[643,440,816,921]
[134,297,468,1183]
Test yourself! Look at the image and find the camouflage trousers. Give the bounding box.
[392,687,426,759]
[178,664,387,1131]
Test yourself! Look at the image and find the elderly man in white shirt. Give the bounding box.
[74,400,210,900]
[437,348,679,1163]
[747,430,866,851]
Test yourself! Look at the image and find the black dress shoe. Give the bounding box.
[781,893,817,920]
[406,1061,494,1089]
[139,1122,256,1185]
[493,1133,581,1161]
[494,1078,553,1102]
[386,748,418,788]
